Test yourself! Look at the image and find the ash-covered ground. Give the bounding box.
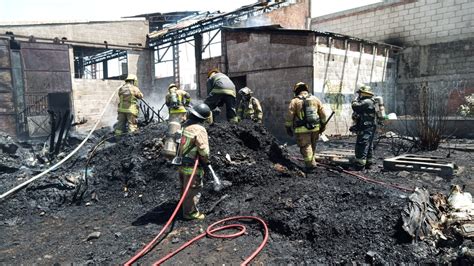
[1,121,473,264]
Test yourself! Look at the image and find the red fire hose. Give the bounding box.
[291,156,414,192]
[124,159,269,265]
[153,216,269,266]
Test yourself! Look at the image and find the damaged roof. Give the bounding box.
[147,1,292,47]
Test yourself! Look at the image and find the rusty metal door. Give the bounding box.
[20,42,72,137]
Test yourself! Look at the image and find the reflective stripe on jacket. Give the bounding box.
[178,123,210,164]
[237,96,263,121]
[118,83,144,116]
[285,91,326,134]
[206,73,236,97]
[166,88,191,114]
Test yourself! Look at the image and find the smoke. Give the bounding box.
[140,90,169,120]
[242,15,272,28]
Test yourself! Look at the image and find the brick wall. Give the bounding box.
[242,0,311,29]
[0,20,149,47]
[311,0,474,46]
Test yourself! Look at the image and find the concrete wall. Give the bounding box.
[396,37,474,115]
[313,37,397,135]
[311,0,473,46]
[223,29,315,139]
[203,28,398,139]
[0,20,149,47]
[0,39,16,136]
[72,79,122,131]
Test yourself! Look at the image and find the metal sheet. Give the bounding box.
[24,71,72,93]
[22,47,70,72]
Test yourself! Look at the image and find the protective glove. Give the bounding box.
[285,127,293,137]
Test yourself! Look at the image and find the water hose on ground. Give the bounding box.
[0,85,121,201]
[291,156,414,192]
[124,159,269,265]
[153,216,269,266]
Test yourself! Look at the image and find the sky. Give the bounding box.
[0,0,382,22]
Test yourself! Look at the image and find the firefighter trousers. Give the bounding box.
[179,166,204,217]
[204,93,238,122]
[354,126,376,167]
[296,131,319,168]
[115,112,138,136]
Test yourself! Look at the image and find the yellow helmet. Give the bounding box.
[207,68,219,78]
[293,82,309,94]
[125,74,138,82]
[358,85,374,96]
[168,83,178,91]
[239,87,252,96]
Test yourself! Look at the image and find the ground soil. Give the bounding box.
[1,121,473,264]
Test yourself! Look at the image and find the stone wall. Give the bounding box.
[311,0,474,46]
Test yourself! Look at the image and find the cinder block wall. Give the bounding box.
[0,20,149,47]
[199,29,398,139]
[397,38,474,115]
[223,29,315,139]
[72,79,122,132]
[313,38,397,136]
[311,0,474,46]
[312,0,474,132]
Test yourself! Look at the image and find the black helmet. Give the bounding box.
[189,103,211,121]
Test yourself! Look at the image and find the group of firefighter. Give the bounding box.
[114,69,385,220]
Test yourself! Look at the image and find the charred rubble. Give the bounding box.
[0,121,473,264]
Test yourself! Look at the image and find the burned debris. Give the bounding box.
[1,0,474,264]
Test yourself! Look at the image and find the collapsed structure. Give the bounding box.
[1,0,474,264]
[1,0,472,140]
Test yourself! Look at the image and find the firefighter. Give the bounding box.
[162,83,192,158]
[177,103,211,220]
[114,74,143,136]
[350,85,380,170]
[165,83,191,122]
[285,82,327,171]
[204,68,238,123]
[236,87,263,123]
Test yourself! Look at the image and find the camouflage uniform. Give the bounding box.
[115,82,143,136]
